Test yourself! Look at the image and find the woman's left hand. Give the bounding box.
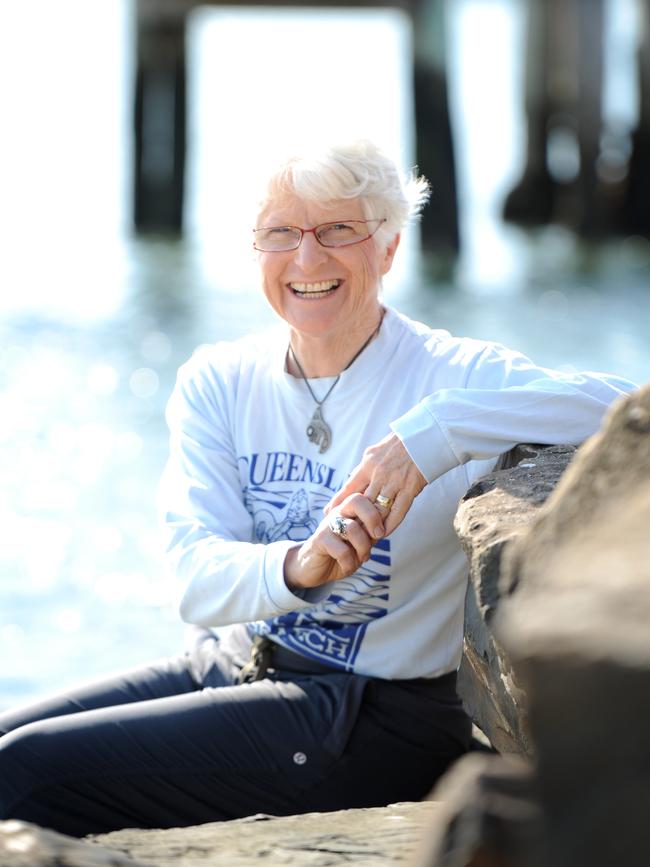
[324,432,427,535]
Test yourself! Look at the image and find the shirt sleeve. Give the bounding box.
[158,353,312,627]
[390,341,638,483]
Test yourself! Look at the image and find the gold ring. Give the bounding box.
[374,494,394,511]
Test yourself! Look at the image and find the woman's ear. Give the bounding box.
[380,233,401,276]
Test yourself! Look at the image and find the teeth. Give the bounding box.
[289,280,340,294]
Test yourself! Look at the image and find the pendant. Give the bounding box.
[306,406,332,454]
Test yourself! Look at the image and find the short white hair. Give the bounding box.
[256,139,430,244]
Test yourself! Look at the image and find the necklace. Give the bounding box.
[288,311,384,454]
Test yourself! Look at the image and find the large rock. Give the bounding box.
[89,802,441,866]
[411,753,540,867]
[500,384,650,602]
[421,384,650,867]
[454,444,576,755]
[497,383,650,867]
[2,804,441,867]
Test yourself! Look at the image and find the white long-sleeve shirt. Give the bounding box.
[159,306,636,679]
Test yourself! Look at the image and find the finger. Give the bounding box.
[329,515,374,564]
[381,490,414,536]
[361,482,398,528]
[338,493,385,539]
[323,533,361,577]
[339,519,374,564]
[324,466,371,514]
[369,490,397,519]
[362,477,388,506]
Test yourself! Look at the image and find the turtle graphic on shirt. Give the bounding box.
[253,488,318,543]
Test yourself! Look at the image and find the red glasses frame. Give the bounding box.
[253,218,387,252]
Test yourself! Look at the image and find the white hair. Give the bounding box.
[256,140,430,245]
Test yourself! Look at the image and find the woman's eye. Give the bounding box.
[321,223,356,237]
[316,222,362,246]
[259,226,296,243]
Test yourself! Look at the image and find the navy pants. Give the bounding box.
[0,629,471,837]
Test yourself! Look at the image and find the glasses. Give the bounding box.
[253,218,386,252]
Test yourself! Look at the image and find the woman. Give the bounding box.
[0,140,635,836]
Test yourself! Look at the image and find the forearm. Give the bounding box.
[392,371,637,483]
[171,532,309,626]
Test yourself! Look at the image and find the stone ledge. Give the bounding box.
[0,802,443,867]
[88,802,440,866]
[454,444,576,755]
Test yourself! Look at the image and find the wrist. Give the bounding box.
[283,544,306,593]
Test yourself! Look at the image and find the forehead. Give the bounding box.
[259,196,365,227]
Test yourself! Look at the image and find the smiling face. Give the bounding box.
[255,196,399,346]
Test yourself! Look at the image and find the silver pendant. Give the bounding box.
[306,406,332,453]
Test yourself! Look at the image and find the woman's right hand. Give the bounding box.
[283,494,385,592]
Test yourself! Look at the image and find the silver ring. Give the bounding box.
[374,493,394,511]
[329,515,348,538]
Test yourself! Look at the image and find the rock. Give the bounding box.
[411,753,540,867]
[500,385,650,605]
[0,820,146,867]
[416,385,650,867]
[454,445,576,755]
[89,802,441,866]
[496,384,650,867]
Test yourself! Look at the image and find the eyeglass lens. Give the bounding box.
[254,220,381,251]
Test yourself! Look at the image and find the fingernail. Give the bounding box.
[374,526,384,538]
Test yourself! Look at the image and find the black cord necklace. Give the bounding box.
[288,310,384,454]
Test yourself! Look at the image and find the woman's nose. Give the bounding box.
[293,232,329,270]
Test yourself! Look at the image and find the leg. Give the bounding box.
[0,668,363,836]
[302,674,472,811]
[0,628,234,736]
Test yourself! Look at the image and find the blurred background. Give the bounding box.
[1,0,648,711]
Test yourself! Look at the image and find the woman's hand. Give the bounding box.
[284,494,385,592]
[324,433,427,535]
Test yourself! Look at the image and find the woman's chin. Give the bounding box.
[282,293,344,332]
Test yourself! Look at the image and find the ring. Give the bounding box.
[329,515,348,537]
[374,494,394,511]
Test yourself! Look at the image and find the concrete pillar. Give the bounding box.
[502,0,605,235]
[624,0,650,236]
[133,5,186,233]
[411,0,460,256]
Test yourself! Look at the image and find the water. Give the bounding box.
[1,1,649,711]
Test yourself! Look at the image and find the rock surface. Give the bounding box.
[1,804,441,867]
[454,444,576,755]
[0,819,143,867]
[497,383,650,867]
[500,385,650,623]
[89,802,441,866]
[412,753,540,867]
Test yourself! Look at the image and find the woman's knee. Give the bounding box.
[0,721,61,818]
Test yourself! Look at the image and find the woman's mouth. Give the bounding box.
[288,279,342,299]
